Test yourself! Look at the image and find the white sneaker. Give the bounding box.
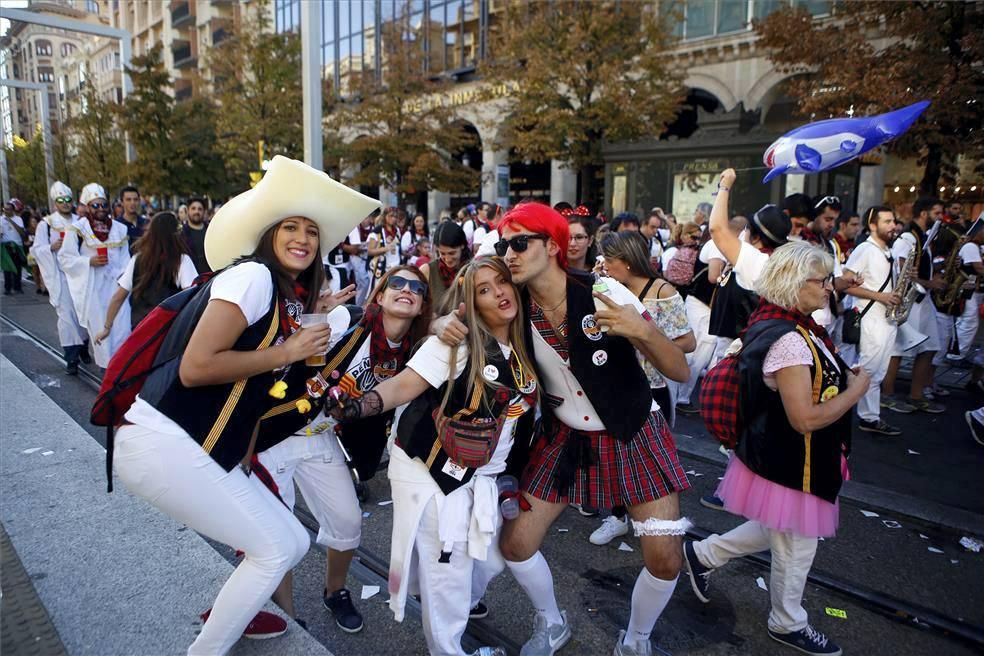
[590,515,629,546]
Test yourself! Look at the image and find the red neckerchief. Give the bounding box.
[743,299,835,354]
[278,282,309,336]
[382,225,398,242]
[361,302,411,371]
[801,228,821,245]
[358,224,372,241]
[438,259,458,288]
[90,214,111,242]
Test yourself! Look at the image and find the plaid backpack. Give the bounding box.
[699,352,742,449]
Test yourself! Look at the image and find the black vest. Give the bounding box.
[255,308,397,481]
[130,256,181,328]
[396,339,535,494]
[906,223,931,282]
[140,264,286,472]
[708,269,759,339]
[736,319,851,504]
[523,270,651,441]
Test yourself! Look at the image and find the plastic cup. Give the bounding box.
[59,231,65,240]
[96,246,108,258]
[300,313,328,366]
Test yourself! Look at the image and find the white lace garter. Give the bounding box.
[631,516,692,537]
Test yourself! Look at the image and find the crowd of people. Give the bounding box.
[3,158,982,656]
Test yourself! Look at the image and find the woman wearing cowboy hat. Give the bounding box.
[111,157,380,656]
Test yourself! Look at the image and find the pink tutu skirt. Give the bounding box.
[715,456,844,538]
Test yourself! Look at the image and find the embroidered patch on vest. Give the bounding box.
[582,314,603,341]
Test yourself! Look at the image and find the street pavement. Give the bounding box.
[2,285,983,656]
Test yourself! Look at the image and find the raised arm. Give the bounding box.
[708,169,742,266]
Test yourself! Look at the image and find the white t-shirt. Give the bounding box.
[959,241,982,266]
[1,214,24,244]
[117,253,198,292]
[462,220,475,246]
[661,246,678,273]
[473,223,491,249]
[845,238,894,318]
[348,226,366,266]
[407,335,529,477]
[699,240,725,264]
[530,277,657,431]
[370,228,402,271]
[733,241,769,291]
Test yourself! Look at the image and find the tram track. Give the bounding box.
[3,310,982,653]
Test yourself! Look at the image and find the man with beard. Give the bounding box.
[58,183,131,368]
[30,182,90,374]
[182,196,210,274]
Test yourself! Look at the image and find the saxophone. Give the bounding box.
[931,236,969,314]
[887,240,919,324]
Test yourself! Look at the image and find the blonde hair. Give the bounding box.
[437,257,537,415]
[671,221,701,244]
[755,241,834,309]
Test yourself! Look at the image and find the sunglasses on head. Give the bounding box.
[814,195,841,210]
[54,196,72,204]
[386,275,427,296]
[89,202,109,210]
[494,233,550,257]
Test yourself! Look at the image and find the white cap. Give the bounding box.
[49,181,73,204]
[79,183,107,206]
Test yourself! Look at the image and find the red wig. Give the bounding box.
[495,201,570,270]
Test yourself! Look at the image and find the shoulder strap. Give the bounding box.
[859,262,893,319]
[638,277,658,302]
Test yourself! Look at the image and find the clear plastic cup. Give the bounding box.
[300,313,328,366]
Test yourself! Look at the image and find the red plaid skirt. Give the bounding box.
[522,411,690,509]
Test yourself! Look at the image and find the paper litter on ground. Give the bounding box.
[361,585,380,600]
[859,510,879,518]
[825,607,847,619]
[919,533,929,540]
[756,577,768,591]
[377,500,393,506]
[618,542,634,552]
[362,511,371,518]
[907,449,921,455]
[557,528,569,533]
[928,547,944,554]
[21,447,42,454]
[959,536,982,552]
[882,520,901,529]
[41,451,54,456]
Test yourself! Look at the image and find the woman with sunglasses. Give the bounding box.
[58,183,132,367]
[253,265,430,635]
[326,257,537,656]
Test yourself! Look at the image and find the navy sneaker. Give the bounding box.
[323,588,364,633]
[470,601,489,619]
[700,494,726,511]
[682,540,712,603]
[858,418,901,436]
[768,626,842,655]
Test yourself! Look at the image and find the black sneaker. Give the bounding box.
[65,361,78,376]
[78,346,92,365]
[700,494,726,511]
[354,480,369,503]
[469,601,489,619]
[966,411,984,447]
[768,626,842,655]
[676,402,700,415]
[682,540,712,603]
[858,419,901,436]
[323,588,364,633]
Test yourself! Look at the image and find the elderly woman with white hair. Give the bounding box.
[682,240,869,656]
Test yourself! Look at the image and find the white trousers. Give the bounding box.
[53,271,86,347]
[414,497,505,656]
[257,433,362,551]
[678,296,715,404]
[857,316,896,422]
[932,310,958,366]
[693,521,818,633]
[955,292,981,358]
[114,425,310,656]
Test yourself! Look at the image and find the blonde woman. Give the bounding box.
[327,257,537,656]
[683,241,869,656]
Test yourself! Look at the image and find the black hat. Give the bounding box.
[751,204,790,247]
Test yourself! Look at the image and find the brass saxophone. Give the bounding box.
[931,236,969,313]
[887,240,919,324]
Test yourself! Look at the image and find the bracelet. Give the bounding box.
[717,184,730,192]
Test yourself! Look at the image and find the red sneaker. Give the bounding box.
[200,609,288,640]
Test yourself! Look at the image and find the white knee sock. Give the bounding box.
[505,551,563,625]
[624,568,678,645]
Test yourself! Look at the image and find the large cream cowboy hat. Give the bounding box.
[205,156,381,270]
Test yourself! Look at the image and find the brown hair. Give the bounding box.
[366,264,432,346]
[132,211,187,302]
[246,219,325,313]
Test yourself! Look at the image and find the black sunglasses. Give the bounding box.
[494,233,550,257]
[89,202,109,210]
[386,275,427,296]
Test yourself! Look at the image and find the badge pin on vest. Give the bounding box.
[592,350,608,366]
[483,364,499,381]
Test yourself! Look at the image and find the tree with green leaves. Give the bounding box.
[755,1,984,195]
[172,97,235,200]
[120,43,181,198]
[61,77,126,194]
[5,130,47,207]
[207,0,303,189]
[327,14,479,209]
[482,0,685,205]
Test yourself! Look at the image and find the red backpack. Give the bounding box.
[698,353,742,450]
[91,273,215,491]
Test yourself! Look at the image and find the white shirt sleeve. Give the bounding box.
[474,225,489,247]
[699,240,724,263]
[733,241,769,291]
[960,242,982,265]
[462,220,475,246]
[891,232,916,260]
[602,277,647,314]
[407,335,468,388]
[844,242,868,274]
[208,261,274,327]
[117,255,137,291]
[177,254,198,288]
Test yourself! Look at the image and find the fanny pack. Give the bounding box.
[431,383,508,470]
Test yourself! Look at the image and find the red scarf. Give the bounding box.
[743,298,835,354]
[361,302,411,371]
[438,259,458,288]
[278,282,309,336]
[90,213,111,242]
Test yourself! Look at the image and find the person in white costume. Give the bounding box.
[326,257,537,656]
[30,181,89,374]
[58,183,131,368]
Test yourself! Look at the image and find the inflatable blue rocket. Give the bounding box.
[762,101,930,183]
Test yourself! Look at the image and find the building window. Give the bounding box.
[663,0,831,41]
[39,68,55,83]
[275,0,300,33]
[36,40,53,56]
[86,0,99,14]
[61,43,77,57]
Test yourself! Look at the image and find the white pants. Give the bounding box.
[955,292,981,358]
[257,433,362,551]
[693,521,818,633]
[857,316,896,422]
[891,295,940,356]
[114,425,310,656]
[710,336,734,369]
[414,497,505,656]
[53,273,86,347]
[932,310,958,366]
[678,296,714,404]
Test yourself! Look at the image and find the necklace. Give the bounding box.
[536,295,566,313]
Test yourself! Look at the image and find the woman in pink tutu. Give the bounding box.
[682,240,870,656]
